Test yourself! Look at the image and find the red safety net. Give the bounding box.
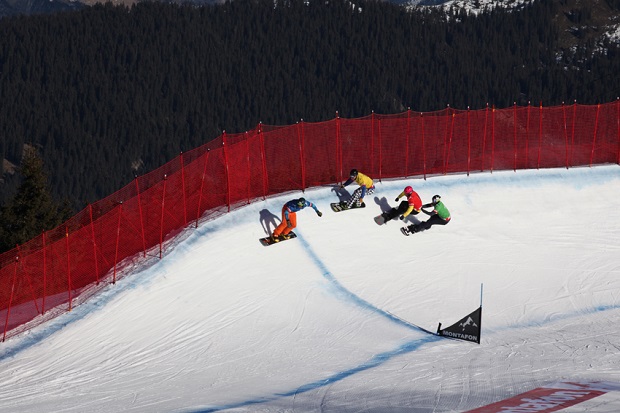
[2,101,619,341]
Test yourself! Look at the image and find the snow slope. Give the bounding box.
[0,165,619,413]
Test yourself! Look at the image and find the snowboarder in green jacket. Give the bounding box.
[402,195,451,235]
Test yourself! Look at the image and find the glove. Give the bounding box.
[399,215,405,220]
[286,219,292,228]
[317,211,322,217]
[395,197,399,202]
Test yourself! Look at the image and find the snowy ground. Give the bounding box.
[1,165,620,413]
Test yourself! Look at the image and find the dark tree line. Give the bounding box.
[0,0,618,220]
[0,147,71,252]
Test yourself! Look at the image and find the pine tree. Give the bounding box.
[0,146,70,253]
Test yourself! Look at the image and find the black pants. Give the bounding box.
[408,215,449,232]
[384,201,417,222]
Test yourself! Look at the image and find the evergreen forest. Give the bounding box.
[0,0,619,248]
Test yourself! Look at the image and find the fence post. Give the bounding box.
[406,108,411,177]
[445,108,455,175]
[617,98,620,164]
[160,175,167,259]
[180,152,188,226]
[335,113,342,181]
[245,132,251,204]
[3,256,19,342]
[113,202,123,284]
[371,111,376,179]
[571,101,577,166]
[258,123,268,199]
[526,102,531,168]
[88,205,100,284]
[562,102,569,169]
[222,132,231,212]
[196,149,210,227]
[298,120,306,191]
[491,105,496,173]
[42,231,47,314]
[449,112,455,174]
[590,103,601,166]
[65,226,72,311]
[421,112,427,180]
[467,106,471,176]
[538,102,543,169]
[17,244,41,316]
[378,115,383,181]
[133,178,147,257]
[482,104,488,172]
[513,102,517,172]
[443,105,451,175]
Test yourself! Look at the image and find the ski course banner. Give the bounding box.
[437,306,482,344]
[464,381,620,413]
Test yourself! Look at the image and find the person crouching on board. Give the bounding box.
[339,169,375,209]
[272,197,322,242]
[381,185,422,223]
[404,194,451,235]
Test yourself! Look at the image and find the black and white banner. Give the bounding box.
[437,306,482,344]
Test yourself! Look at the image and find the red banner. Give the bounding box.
[466,381,620,413]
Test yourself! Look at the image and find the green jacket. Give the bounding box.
[424,201,451,220]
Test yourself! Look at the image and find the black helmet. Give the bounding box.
[432,194,441,204]
[349,169,358,178]
[297,197,306,207]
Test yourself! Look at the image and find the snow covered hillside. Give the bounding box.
[0,165,619,413]
[408,0,620,47]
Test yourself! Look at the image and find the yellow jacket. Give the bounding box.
[353,172,374,189]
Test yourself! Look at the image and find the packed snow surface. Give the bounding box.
[1,165,620,412]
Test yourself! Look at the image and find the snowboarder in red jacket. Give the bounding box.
[381,186,422,223]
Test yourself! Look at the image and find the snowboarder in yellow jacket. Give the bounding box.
[339,169,375,209]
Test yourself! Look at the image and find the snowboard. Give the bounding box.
[330,202,366,213]
[374,214,387,225]
[400,227,412,236]
[259,232,297,246]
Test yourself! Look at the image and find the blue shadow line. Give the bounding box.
[188,224,620,412]
[188,334,440,413]
[296,232,436,335]
[186,233,440,413]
